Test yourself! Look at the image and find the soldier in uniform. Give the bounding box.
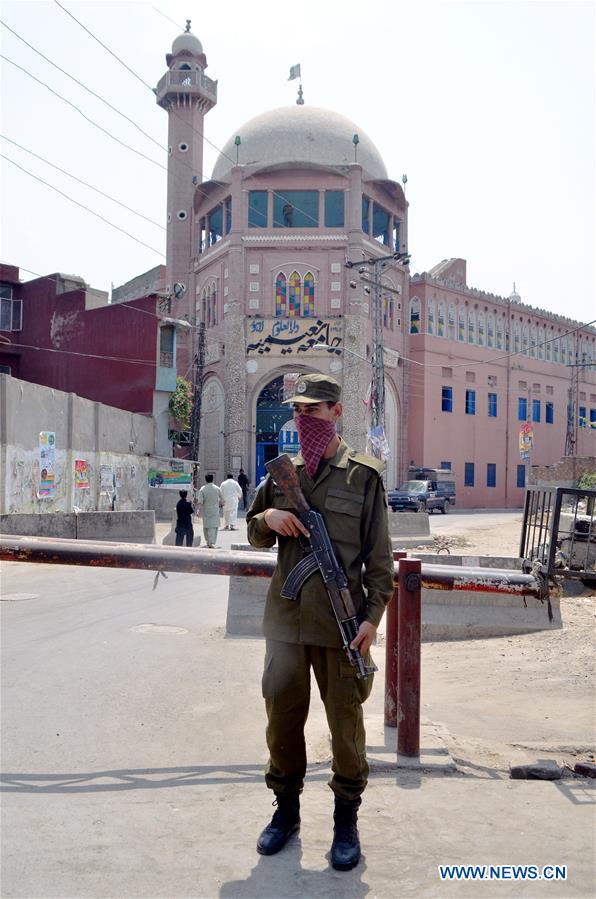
[246,373,394,871]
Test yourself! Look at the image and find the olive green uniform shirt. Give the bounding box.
[246,439,394,648]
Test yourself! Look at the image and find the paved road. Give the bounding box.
[1,522,594,898]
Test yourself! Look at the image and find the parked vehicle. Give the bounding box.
[388,472,456,514]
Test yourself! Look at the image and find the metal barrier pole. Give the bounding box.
[385,551,406,727]
[397,557,422,757]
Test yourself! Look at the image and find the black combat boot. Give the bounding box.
[330,796,362,870]
[256,792,301,856]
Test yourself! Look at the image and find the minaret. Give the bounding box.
[156,20,217,323]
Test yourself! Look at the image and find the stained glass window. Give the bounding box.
[303,273,315,317]
[437,302,445,337]
[289,271,301,317]
[496,317,504,350]
[522,324,529,354]
[427,299,434,334]
[275,272,287,317]
[410,297,420,333]
[468,311,476,344]
[477,312,485,346]
[384,295,394,329]
[487,314,494,348]
[448,304,456,340]
[458,307,466,341]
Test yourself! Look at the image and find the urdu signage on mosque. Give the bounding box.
[246,318,343,356]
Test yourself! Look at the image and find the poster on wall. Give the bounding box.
[130,464,137,481]
[100,465,114,494]
[74,459,90,489]
[519,422,534,460]
[115,466,124,488]
[38,431,56,498]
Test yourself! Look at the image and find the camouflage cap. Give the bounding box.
[282,373,342,405]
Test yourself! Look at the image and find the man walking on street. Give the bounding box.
[220,473,243,530]
[174,490,195,547]
[197,474,223,548]
[246,373,394,871]
[238,468,250,509]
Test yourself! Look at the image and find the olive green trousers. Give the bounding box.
[262,639,374,801]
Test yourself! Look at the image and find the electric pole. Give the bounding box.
[190,321,206,497]
[345,250,409,457]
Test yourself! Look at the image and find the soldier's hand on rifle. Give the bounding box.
[264,509,310,539]
[350,620,377,656]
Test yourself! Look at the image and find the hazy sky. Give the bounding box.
[1,0,594,323]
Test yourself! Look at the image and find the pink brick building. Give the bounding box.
[407,260,596,507]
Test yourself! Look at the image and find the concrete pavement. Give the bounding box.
[1,515,594,898]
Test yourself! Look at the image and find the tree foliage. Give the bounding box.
[168,377,192,429]
[578,471,596,491]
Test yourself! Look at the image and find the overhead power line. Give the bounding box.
[54,0,154,91]
[0,55,166,171]
[1,155,165,257]
[51,1,322,228]
[1,134,165,230]
[0,18,165,153]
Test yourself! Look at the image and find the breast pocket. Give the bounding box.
[324,489,364,518]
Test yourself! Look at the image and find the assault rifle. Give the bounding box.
[265,453,377,679]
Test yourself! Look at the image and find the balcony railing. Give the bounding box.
[156,70,217,101]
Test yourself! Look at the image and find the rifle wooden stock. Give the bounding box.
[265,454,310,514]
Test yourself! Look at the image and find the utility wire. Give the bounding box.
[1,134,165,230]
[54,0,154,92]
[0,19,165,153]
[51,1,323,228]
[0,54,166,171]
[1,155,165,257]
[152,7,185,31]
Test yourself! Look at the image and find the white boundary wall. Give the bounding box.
[0,375,155,514]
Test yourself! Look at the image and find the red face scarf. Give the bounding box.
[296,414,337,478]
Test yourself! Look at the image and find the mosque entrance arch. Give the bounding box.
[255,372,301,483]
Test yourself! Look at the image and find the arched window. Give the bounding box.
[437,302,445,337]
[553,336,559,362]
[496,317,504,350]
[546,331,552,361]
[561,337,567,364]
[514,322,521,353]
[288,271,301,317]
[410,297,421,333]
[303,272,315,317]
[200,282,217,328]
[448,304,456,340]
[275,271,316,318]
[275,272,287,317]
[468,310,476,343]
[427,298,434,335]
[487,313,495,348]
[477,312,485,346]
[538,327,545,359]
[522,324,529,355]
[384,294,394,330]
[458,307,466,341]
[530,325,537,357]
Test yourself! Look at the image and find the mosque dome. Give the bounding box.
[171,31,203,57]
[212,105,388,182]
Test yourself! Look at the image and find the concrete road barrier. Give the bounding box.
[225,544,560,639]
[0,511,155,544]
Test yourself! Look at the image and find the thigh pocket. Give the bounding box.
[337,652,375,705]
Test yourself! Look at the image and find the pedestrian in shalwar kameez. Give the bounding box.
[220,474,243,530]
[197,474,223,548]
